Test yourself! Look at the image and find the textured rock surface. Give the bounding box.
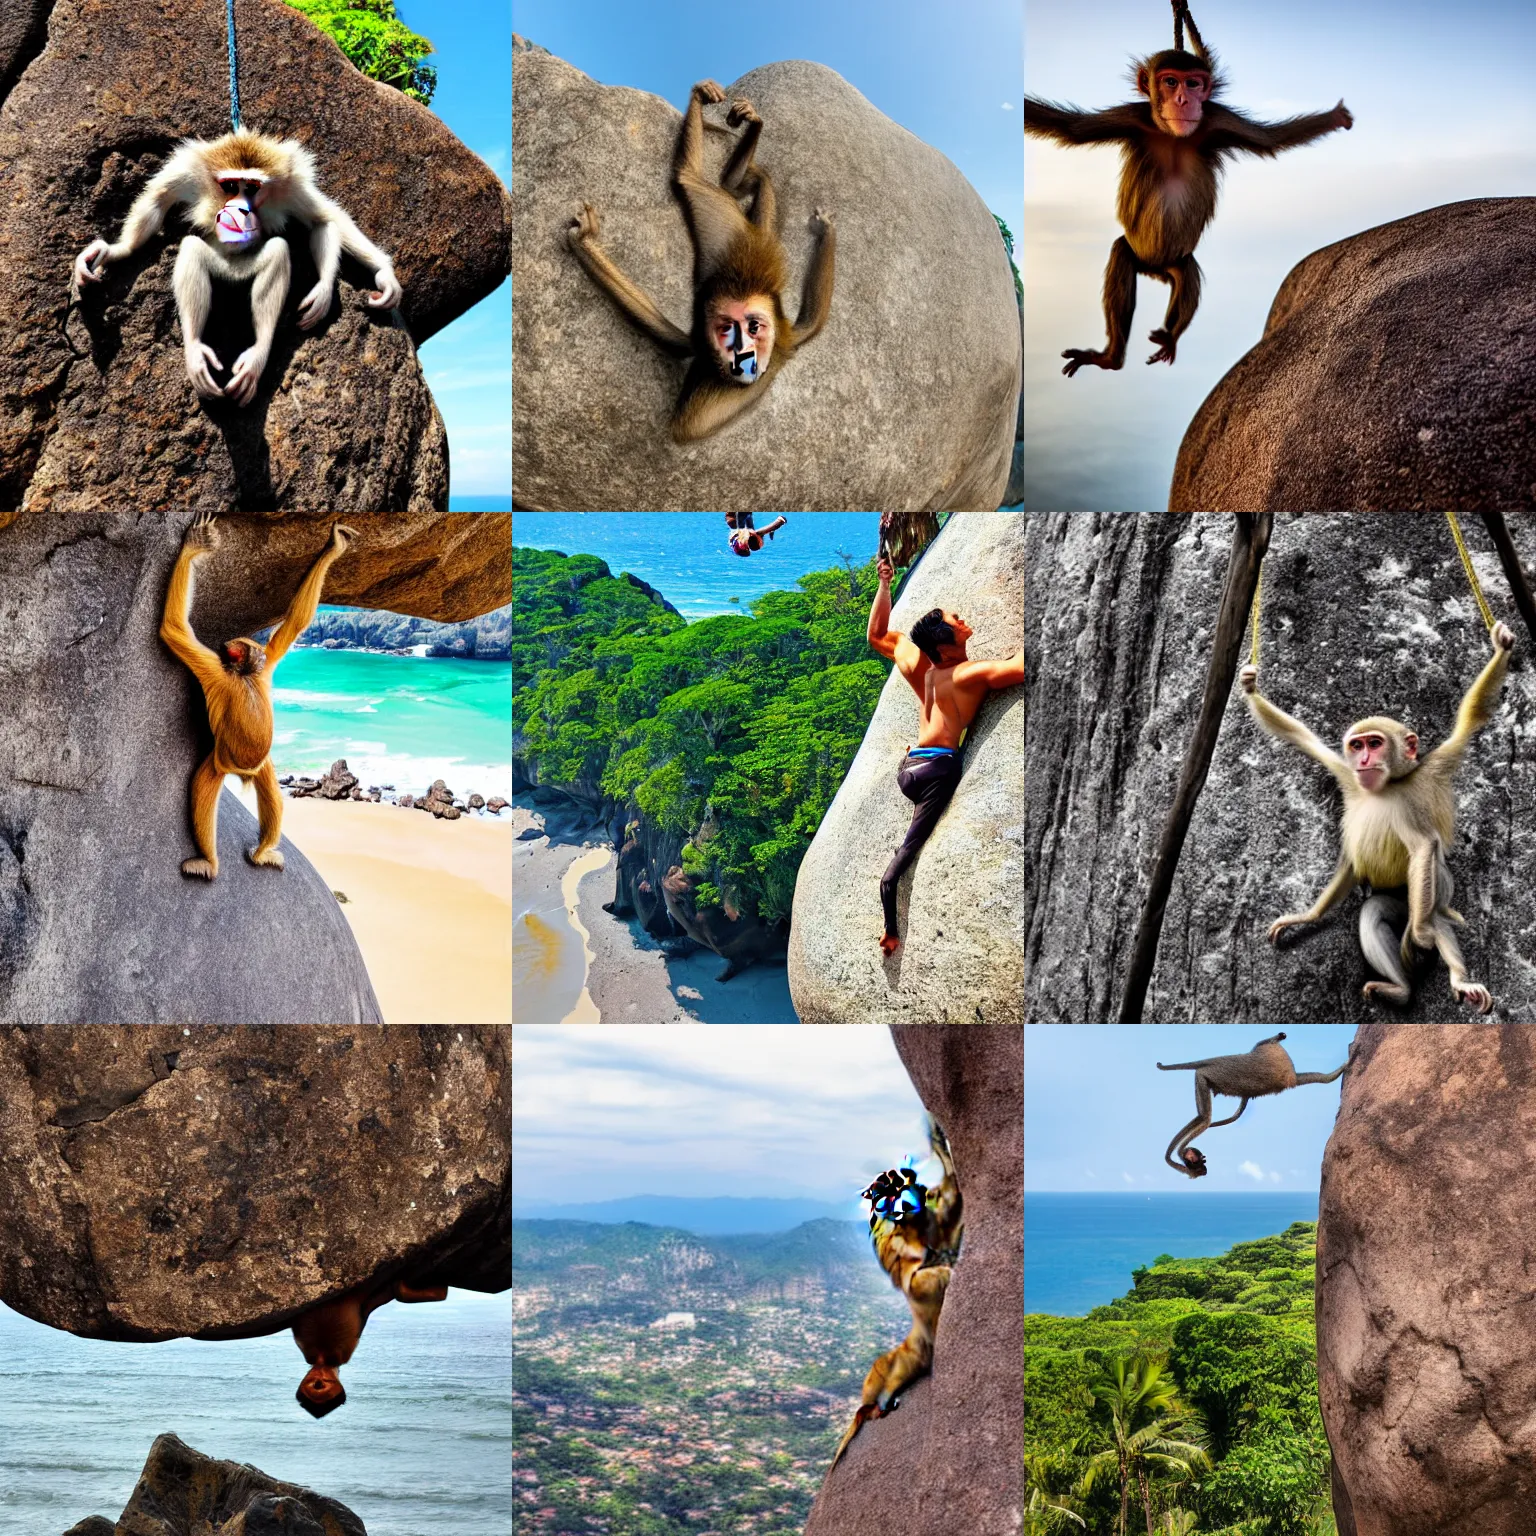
[805,1024,1022,1535]
[1170,201,1536,512]
[512,43,1019,512]
[61,1519,117,1536]
[72,1432,365,1535]
[0,0,512,511]
[789,513,1024,1025]
[0,512,508,1024]
[1025,513,1536,1022]
[0,1025,510,1340]
[1319,1024,1536,1536]
[274,602,512,659]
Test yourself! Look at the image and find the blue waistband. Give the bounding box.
[907,746,957,758]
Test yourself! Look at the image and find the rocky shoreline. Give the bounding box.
[282,758,509,820]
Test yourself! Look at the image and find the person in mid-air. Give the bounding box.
[725,512,788,557]
[866,556,1023,954]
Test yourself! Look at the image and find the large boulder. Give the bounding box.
[1318,1024,1536,1536]
[805,1024,1022,1535]
[1171,201,1536,512]
[0,512,508,1024]
[789,512,1024,1025]
[512,42,1019,512]
[0,0,512,511]
[0,1025,510,1340]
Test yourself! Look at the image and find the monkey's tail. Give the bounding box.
[1156,1061,1199,1071]
[829,1403,878,1471]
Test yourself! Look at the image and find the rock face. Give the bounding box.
[805,1025,1022,1535]
[291,603,512,659]
[0,0,512,511]
[1025,513,1536,1023]
[70,1432,364,1536]
[0,1025,509,1340]
[789,512,1024,1024]
[1170,201,1536,512]
[1318,1025,1536,1536]
[512,43,1019,512]
[0,512,508,1024]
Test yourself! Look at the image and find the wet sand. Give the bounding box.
[558,848,613,1023]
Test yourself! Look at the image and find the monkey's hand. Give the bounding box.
[1238,663,1258,695]
[567,202,600,247]
[808,207,833,239]
[1331,100,1354,131]
[296,280,334,330]
[184,342,226,400]
[224,345,269,408]
[1453,979,1494,1016]
[330,523,359,555]
[1492,620,1515,654]
[367,266,402,310]
[1147,328,1178,366]
[1267,914,1312,944]
[73,239,113,286]
[693,80,726,104]
[727,99,761,127]
[183,513,220,553]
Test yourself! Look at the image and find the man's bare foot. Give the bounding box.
[879,934,901,956]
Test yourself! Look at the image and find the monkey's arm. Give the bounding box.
[291,182,401,310]
[1425,623,1514,777]
[566,205,693,357]
[1240,673,1355,792]
[792,211,835,344]
[1204,102,1353,157]
[266,527,356,664]
[1023,98,1145,146]
[75,146,207,284]
[1268,856,1356,942]
[159,544,225,686]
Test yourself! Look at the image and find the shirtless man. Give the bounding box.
[867,556,1023,954]
[725,512,788,557]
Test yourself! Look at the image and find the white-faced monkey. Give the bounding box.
[1159,1032,1349,1178]
[74,129,402,406]
[1241,621,1515,1013]
[567,80,835,442]
[1023,2,1351,375]
[160,514,357,880]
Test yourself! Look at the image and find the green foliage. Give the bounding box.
[283,0,436,104]
[995,213,1023,300]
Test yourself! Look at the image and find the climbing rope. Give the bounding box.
[226,0,243,131]
[1445,511,1497,635]
[1172,0,1188,50]
[1248,565,1262,667]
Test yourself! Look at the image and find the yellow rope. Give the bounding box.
[1445,511,1497,634]
[1248,565,1262,668]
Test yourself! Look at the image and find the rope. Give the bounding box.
[1247,565,1262,667]
[1172,0,1185,50]
[1445,511,1497,634]
[226,0,242,131]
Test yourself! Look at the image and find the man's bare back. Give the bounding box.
[892,638,1006,748]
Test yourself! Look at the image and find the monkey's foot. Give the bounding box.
[1362,979,1411,1007]
[1442,906,1467,927]
[879,934,901,956]
[1453,980,1494,1015]
[1146,329,1178,365]
[1061,348,1121,377]
[180,857,218,880]
[247,846,285,870]
[727,99,760,127]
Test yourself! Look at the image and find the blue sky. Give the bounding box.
[510,0,1023,240]
[513,1026,929,1209]
[399,1,510,504]
[1026,1025,1357,1192]
[1025,0,1536,510]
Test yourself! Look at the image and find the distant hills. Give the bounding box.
[511,1194,859,1235]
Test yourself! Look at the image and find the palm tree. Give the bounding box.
[1026,1451,1087,1535]
[1077,1355,1212,1536]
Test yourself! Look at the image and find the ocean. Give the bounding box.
[1025,1192,1321,1317]
[273,648,512,803]
[511,511,885,618]
[0,1291,511,1535]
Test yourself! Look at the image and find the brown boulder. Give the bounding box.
[0,0,511,511]
[0,1025,510,1341]
[805,1024,1022,1535]
[1171,200,1536,511]
[1318,1024,1536,1535]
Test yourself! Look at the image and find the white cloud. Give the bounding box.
[1002,102,1015,110]
[1238,1160,1265,1182]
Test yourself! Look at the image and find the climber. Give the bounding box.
[725,512,788,558]
[867,556,1024,954]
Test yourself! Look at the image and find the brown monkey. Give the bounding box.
[160,514,357,879]
[292,1276,448,1418]
[1023,4,1351,374]
[1241,621,1514,1013]
[567,79,835,442]
[1159,1031,1349,1177]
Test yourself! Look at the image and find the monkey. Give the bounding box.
[292,1275,448,1419]
[160,514,357,880]
[831,1119,962,1470]
[567,79,835,442]
[1023,3,1351,375]
[1240,621,1515,1014]
[73,128,402,406]
[1159,1031,1349,1178]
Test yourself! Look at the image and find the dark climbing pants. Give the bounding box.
[880,750,963,938]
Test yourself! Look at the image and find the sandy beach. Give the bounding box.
[252,789,512,1024]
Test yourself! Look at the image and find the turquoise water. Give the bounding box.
[0,1292,511,1534]
[512,511,884,618]
[1025,1192,1321,1317]
[273,649,512,802]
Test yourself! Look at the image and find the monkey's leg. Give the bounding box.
[182,753,223,879]
[1147,253,1202,365]
[1402,836,1444,962]
[1205,1096,1251,1129]
[744,166,777,233]
[226,236,291,407]
[1432,912,1493,1015]
[1062,236,1136,377]
[247,759,286,870]
[172,236,227,399]
[1359,892,1412,1006]
[721,100,764,194]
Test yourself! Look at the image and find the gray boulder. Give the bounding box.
[788,512,1023,1024]
[0,1024,509,1340]
[512,44,1019,511]
[1171,200,1536,511]
[61,1520,116,1536]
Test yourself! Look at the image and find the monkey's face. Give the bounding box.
[1344,720,1417,791]
[708,298,775,385]
[1148,69,1211,136]
[297,1364,346,1419]
[223,639,268,677]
